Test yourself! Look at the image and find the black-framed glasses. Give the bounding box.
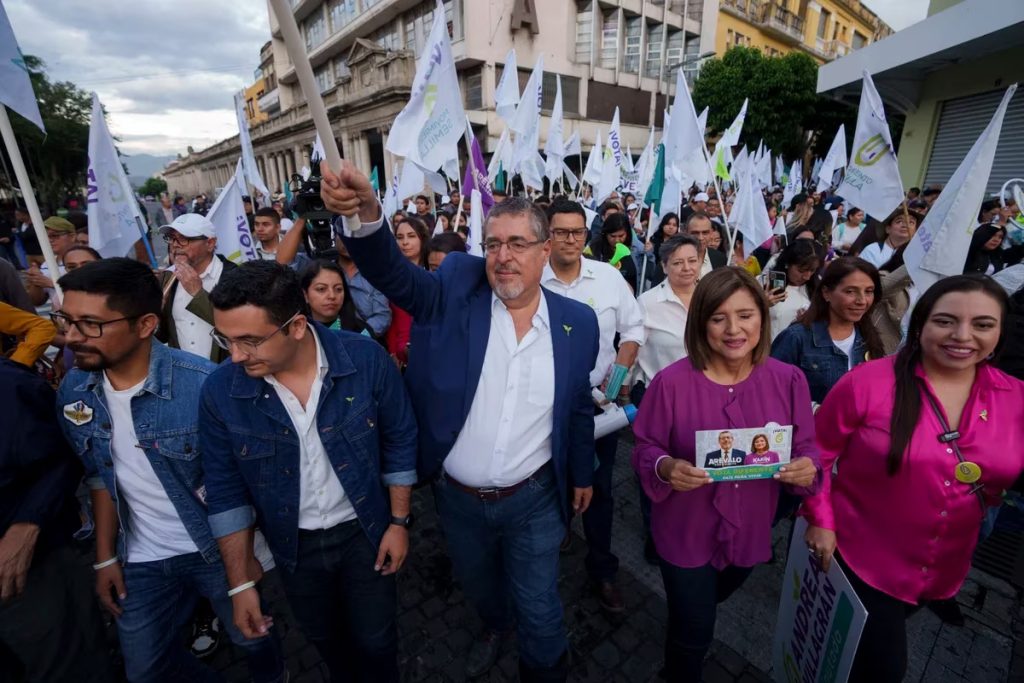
[481,237,547,256]
[51,312,140,338]
[161,233,208,247]
[551,228,588,243]
[210,312,300,355]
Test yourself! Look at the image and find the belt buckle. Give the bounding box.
[476,486,501,500]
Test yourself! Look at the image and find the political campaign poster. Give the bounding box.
[695,423,792,482]
[772,518,868,683]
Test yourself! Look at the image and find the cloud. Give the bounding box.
[5,0,268,155]
[861,0,931,31]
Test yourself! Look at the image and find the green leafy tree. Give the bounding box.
[138,176,168,197]
[1,55,91,211]
[693,47,859,161]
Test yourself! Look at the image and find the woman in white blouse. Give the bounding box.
[636,235,701,384]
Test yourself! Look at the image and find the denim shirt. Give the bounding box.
[198,323,418,572]
[770,320,867,405]
[56,340,220,563]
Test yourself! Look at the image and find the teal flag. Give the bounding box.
[643,143,665,214]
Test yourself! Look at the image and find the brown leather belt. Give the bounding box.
[445,463,550,501]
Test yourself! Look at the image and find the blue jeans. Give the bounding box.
[582,430,620,582]
[658,560,754,682]
[118,552,284,683]
[278,520,399,683]
[433,463,568,672]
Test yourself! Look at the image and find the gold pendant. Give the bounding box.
[955,461,982,485]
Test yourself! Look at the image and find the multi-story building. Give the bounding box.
[715,0,891,62]
[164,0,719,199]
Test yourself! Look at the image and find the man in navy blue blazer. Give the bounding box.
[322,162,598,681]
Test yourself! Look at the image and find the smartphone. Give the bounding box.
[769,270,787,292]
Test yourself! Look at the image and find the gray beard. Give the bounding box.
[493,279,525,301]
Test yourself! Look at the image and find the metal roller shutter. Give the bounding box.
[923,88,1024,195]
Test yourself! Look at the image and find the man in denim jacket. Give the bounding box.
[199,261,417,682]
[55,258,284,682]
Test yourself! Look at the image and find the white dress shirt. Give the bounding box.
[264,326,357,530]
[636,281,689,383]
[443,295,555,488]
[859,241,895,268]
[542,257,645,387]
[700,250,714,278]
[171,256,223,359]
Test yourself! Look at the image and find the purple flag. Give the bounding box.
[463,132,494,216]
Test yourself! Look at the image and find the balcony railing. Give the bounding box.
[757,4,805,44]
[720,0,761,21]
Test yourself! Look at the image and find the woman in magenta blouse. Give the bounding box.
[743,433,780,465]
[632,268,821,681]
[804,274,1024,682]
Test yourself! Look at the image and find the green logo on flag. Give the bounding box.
[854,134,889,167]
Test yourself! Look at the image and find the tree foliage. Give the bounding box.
[138,176,168,197]
[692,47,857,161]
[1,55,91,211]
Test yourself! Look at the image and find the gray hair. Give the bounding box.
[484,197,550,242]
[659,234,701,266]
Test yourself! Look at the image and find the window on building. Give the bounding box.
[314,64,333,93]
[623,16,642,74]
[374,23,400,51]
[664,29,683,76]
[328,0,357,34]
[363,0,381,8]
[851,31,867,50]
[817,9,830,39]
[304,12,327,52]
[334,56,351,83]
[575,1,594,64]
[645,23,663,78]
[600,9,618,70]
[465,68,483,109]
[541,73,580,114]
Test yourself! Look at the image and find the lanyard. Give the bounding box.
[917,380,987,512]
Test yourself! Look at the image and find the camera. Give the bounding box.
[290,168,337,260]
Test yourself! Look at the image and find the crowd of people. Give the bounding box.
[1,160,1023,683]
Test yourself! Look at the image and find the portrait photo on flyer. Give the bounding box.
[696,424,793,482]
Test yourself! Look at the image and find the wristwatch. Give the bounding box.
[390,514,413,529]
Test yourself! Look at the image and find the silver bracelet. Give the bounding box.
[92,557,119,570]
[227,580,256,597]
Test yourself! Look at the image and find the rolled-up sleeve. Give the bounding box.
[198,380,256,538]
[372,343,418,487]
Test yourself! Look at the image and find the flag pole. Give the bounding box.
[700,141,737,259]
[0,105,63,301]
[267,0,355,229]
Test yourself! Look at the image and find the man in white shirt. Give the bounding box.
[686,212,728,277]
[55,258,284,682]
[252,208,284,260]
[24,216,76,306]
[156,214,236,362]
[704,431,746,468]
[321,163,599,682]
[541,199,644,614]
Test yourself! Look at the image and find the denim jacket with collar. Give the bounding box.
[770,320,867,405]
[56,340,220,563]
[198,323,418,572]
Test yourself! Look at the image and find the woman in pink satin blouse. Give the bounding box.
[804,274,1024,682]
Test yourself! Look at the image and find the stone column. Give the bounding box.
[381,128,394,184]
[274,153,287,194]
[357,134,371,175]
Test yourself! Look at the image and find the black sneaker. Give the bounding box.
[465,630,502,679]
[190,614,222,659]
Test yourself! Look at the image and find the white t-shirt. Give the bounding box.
[832,331,856,370]
[103,375,198,562]
[770,285,812,341]
[859,241,895,268]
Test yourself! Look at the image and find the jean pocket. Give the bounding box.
[156,431,199,461]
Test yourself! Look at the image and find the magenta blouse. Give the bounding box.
[632,357,822,570]
[802,357,1024,603]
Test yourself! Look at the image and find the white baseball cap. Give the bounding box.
[626,202,639,211]
[159,213,216,239]
[693,192,710,203]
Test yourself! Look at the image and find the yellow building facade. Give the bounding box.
[243,78,270,127]
[715,0,891,63]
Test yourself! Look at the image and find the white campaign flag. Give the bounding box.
[905,85,1017,291]
[495,48,520,123]
[635,127,656,197]
[544,75,565,184]
[606,107,623,171]
[467,188,484,257]
[775,156,785,186]
[782,160,802,208]
[664,70,706,185]
[582,131,604,187]
[837,70,904,219]
[511,56,544,179]
[596,112,623,203]
[207,160,256,264]
[816,125,848,192]
[234,93,270,197]
[386,0,466,172]
[729,162,773,258]
[0,3,44,132]
[86,93,146,260]
[487,127,509,181]
[564,130,581,157]
[381,166,401,220]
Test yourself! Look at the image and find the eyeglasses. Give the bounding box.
[51,312,140,338]
[481,237,547,256]
[210,312,300,355]
[551,228,588,243]
[162,234,208,247]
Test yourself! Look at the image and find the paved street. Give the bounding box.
[199,435,1024,682]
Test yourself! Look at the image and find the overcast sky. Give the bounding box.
[6,0,932,159]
